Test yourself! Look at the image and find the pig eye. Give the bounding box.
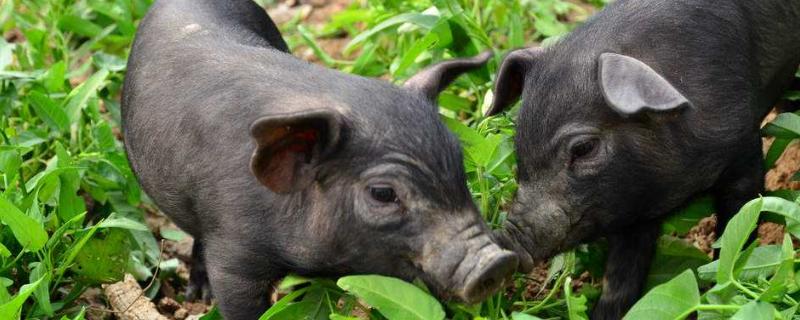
[569,138,599,162]
[369,185,398,204]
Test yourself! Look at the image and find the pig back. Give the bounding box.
[121,0,300,236]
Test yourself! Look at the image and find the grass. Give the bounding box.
[0,0,799,319]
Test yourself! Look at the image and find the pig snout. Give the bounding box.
[492,195,573,274]
[459,245,518,303]
[419,221,518,304]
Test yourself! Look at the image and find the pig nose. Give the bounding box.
[459,249,518,303]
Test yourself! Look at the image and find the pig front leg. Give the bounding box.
[712,141,764,251]
[205,244,281,319]
[185,240,213,302]
[592,222,660,320]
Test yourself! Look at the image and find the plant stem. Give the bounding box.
[733,280,760,300]
[676,304,741,319]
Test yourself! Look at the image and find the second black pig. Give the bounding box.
[486,0,800,318]
[122,0,517,318]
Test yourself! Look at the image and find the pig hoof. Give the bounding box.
[185,273,213,303]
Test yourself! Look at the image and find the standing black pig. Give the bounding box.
[122,0,518,318]
[485,0,800,318]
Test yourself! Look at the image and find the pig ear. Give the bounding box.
[598,53,692,116]
[404,51,493,102]
[249,109,341,194]
[485,47,543,117]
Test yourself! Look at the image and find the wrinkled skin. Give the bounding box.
[487,0,800,318]
[122,0,517,318]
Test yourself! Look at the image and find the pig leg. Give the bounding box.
[712,143,764,246]
[205,251,279,319]
[592,222,660,320]
[185,240,213,302]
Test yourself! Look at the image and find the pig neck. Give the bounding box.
[740,0,800,92]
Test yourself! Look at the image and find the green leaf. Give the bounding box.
[564,277,588,320]
[199,307,223,320]
[58,15,103,37]
[0,243,10,259]
[64,69,109,124]
[699,245,782,281]
[730,301,775,320]
[159,228,188,242]
[29,92,70,132]
[0,39,13,71]
[780,305,798,320]
[71,229,131,284]
[762,113,800,139]
[337,275,445,320]
[760,234,795,302]
[512,312,545,320]
[0,194,48,251]
[0,277,44,319]
[345,13,439,53]
[761,196,800,239]
[29,262,52,316]
[259,287,309,320]
[717,198,762,284]
[96,212,150,231]
[646,235,710,289]
[662,196,714,235]
[278,274,312,290]
[784,90,800,101]
[623,270,699,320]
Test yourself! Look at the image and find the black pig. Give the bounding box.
[122,0,517,318]
[486,0,800,318]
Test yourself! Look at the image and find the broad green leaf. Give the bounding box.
[0,277,44,319]
[761,196,800,239]
[0,194,47,251]
[760,234,795,302]
[730,301,775,320]
[699,245,781,281]
[71,229,131,284]
[337,275,445,320]
[717,198,761,284]
[623,269,699,320]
